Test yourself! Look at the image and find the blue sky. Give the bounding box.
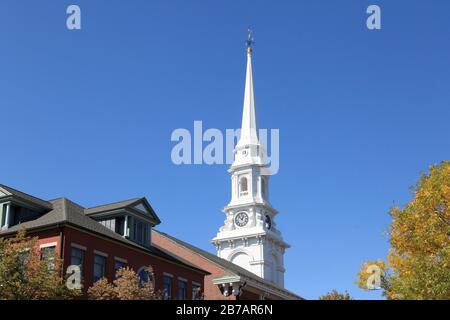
[0,1,449,299]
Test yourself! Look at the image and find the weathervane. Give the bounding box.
[246,28,254,53]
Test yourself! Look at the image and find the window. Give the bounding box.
[41,246,56,271]
[18,249,30,272]
[100,217,126,236]
[137,221,143,244]
[163,275,173,300]
[138,267,149,286]
[239,177,248,196]
[93,254,106,282]
[100,218,116,232]
[143,224,149,245]
[70,247,85,278]
[192,283,201,300]
[132,218,150,246]
[114,259,126,274]
[10,205,41,227]
[115,217,125,235]
[177,279,187,300]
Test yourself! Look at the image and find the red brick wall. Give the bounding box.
[62,226,205,299]
[152,231,236,300]
[34,229,62,254]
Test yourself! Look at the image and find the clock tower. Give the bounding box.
[211,31,289,288]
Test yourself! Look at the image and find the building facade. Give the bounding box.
[154,230,301,300]
[0,184,208,299]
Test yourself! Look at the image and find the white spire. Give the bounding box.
[232,31,264,168]
[237,47,259,147]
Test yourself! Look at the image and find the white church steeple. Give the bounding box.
[233,31,264,168]
[212,30,289,288]
[237,44,259,147]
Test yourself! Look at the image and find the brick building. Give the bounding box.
[0,184,208,299]
[153,230,302,300]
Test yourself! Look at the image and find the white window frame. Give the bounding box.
[114,257,128,264]
[93,250,108,257]
[40,242,57,249]
[71,243,87,251]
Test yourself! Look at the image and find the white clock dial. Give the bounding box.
[235,212,249,227]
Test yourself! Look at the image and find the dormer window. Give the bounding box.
[239,177,248,197]
[11,205,41,226]
[0,203,42,229]
[85,197,160,248]
[0,185,53,230]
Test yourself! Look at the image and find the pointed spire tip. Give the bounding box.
[246,28,254,55]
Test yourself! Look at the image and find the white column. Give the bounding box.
[128,216,133,239]
[124,215,129,238]
[4,204,11,228]
[0,204,4,228]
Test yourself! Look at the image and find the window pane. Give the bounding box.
[115,217,125,235]
[137,268,150,287]
[70,247,85,277]
[93,255,106,282]
[137,222,143,243]
[178,280,186,300]
[41,246,56,271]
[114,260,125,272]
[143,224,148,245]
[192,284,201,300]
[18,250,30,271]
[163,276,172,300]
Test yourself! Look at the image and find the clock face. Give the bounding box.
[265,215,272,230]
[235,212,249,227]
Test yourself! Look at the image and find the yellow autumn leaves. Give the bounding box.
[357,161,450,299]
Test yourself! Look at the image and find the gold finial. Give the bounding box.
[246,28,254,54]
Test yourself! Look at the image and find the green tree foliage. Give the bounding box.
[0,230,80,300]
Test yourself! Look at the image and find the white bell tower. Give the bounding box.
[212,30,289,288]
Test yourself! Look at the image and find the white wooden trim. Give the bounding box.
[71,243,87,251]
[178,277,188,282]
[163,272,174,278]
[94,250,108,257]
[114,256,128,263]
[40,242,57,249]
